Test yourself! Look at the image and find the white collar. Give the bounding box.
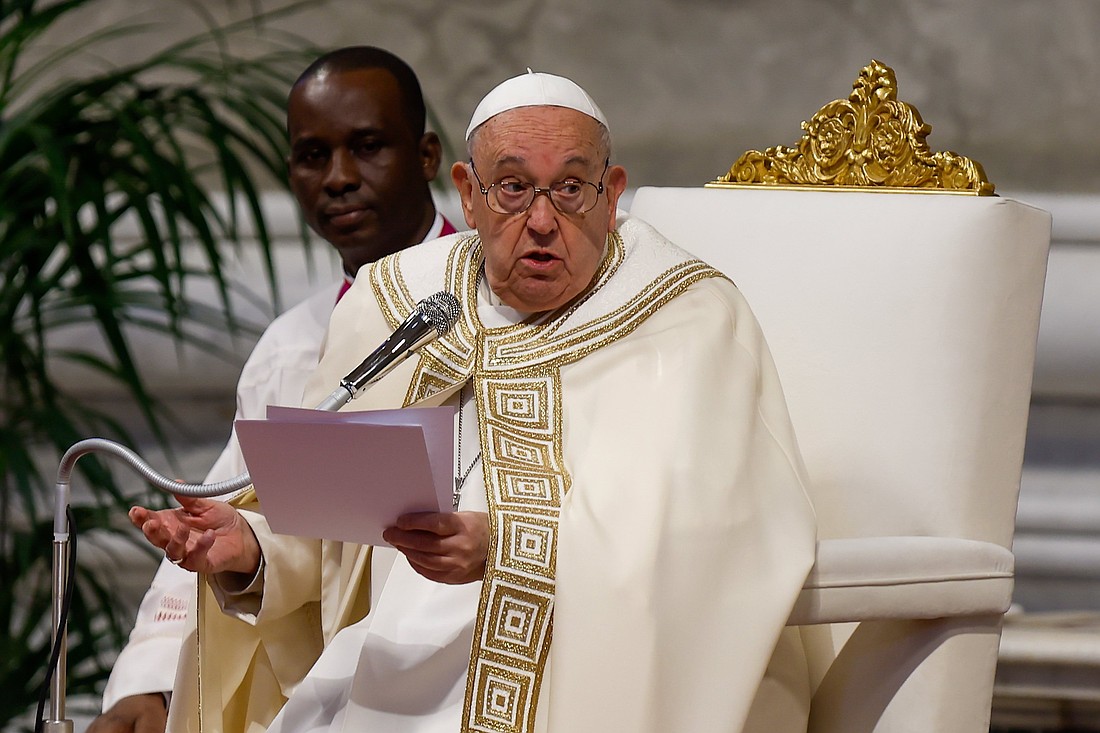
[477,266,530,328]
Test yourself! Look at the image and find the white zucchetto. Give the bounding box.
[464,69,609,140]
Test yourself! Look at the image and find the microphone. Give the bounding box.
[314,291,461,411]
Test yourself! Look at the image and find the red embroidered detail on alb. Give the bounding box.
[154,593,189,623]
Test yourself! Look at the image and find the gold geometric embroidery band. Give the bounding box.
[462,371,566,733]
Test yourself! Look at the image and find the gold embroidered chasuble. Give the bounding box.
[369,226,722,731]
[181,214,817,733]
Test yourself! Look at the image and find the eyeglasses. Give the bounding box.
[469,159,609,215]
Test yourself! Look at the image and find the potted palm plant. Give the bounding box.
[0,0,317,726]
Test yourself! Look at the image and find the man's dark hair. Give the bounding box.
[291,46,427,137]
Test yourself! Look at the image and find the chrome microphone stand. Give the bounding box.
[44,443,251,733]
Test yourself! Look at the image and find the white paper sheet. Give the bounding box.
[235,405,455,546]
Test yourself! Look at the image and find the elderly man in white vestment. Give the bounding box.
[130,70,817,733]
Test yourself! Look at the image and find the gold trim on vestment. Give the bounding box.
[369,231,725,731]
[196,572,206,733]
[194,486,263,733]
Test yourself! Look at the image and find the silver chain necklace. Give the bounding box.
[454,383,483,509]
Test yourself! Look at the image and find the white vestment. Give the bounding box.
[104,213,452,713]
[207,213,816,732]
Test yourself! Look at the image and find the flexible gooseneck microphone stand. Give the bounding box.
[39,292,459,733]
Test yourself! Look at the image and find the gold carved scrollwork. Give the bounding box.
[710,60,994,195]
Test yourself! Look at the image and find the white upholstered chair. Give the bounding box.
[629,61,1052,732]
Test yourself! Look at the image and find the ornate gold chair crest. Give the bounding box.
[711,59,993,195]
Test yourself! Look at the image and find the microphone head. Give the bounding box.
[417,292,461,336]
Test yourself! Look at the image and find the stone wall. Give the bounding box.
[25,0,1100,193]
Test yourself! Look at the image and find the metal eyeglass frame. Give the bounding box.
[468,158,610,215]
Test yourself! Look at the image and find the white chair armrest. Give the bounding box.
[790,537,1015,625]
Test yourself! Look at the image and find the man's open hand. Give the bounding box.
[129,495,260,576]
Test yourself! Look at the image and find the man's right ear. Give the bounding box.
[419,132,442,182]
[450,161,478,229]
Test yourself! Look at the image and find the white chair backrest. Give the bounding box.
[630,188,1050,549]
[629,186,1051,733]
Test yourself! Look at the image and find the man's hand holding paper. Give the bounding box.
[234,405,457,547]
[383,510,490,584]
[128,404,472,580]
